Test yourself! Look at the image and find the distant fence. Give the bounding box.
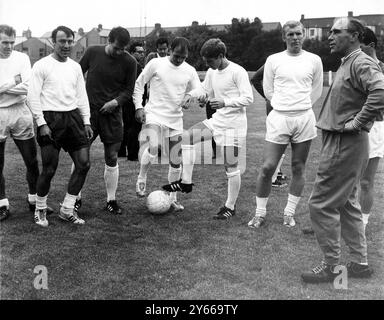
[197,71,336,87]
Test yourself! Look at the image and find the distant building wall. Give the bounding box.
[14,38,53,65]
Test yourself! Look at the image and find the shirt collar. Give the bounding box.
[341,48,361,64]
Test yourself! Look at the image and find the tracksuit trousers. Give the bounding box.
[309,130,369,265]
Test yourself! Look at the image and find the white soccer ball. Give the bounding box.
[146,190,171,214]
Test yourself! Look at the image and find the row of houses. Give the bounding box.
[13,11,384,65]
[14,20,283,65]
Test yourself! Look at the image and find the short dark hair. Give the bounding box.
[200,38,227,58]
[129,41,143,53]
[0,24,16,37]
[156,37,169,48]
[362,27,377,47]
[170,37,190,52]
[51,26,74,43]
[108,27,130,46]
[347,18,365,42]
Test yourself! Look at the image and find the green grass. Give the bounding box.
[1,89,383,300]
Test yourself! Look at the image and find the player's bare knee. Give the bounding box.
[105,153,118,167]
[261,163,275,178]
[25,157,39,171]
[148,144,160,156]
[42,166,57,179]
[291,161,305,177]
[76,160,90,174]
[360,178,373,192]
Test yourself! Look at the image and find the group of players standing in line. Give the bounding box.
[1,16,383,283]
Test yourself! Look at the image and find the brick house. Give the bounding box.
[301,11,384,40]
[14,32,53,66]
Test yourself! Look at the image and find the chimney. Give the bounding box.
[97,24,103,31]
[192,21,199,27]
[22,29,32,39]
[348,11,353,17]
[301,14,305,21]
[78,27,84,36]
[155,23,161,30]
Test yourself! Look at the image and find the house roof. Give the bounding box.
[41,31,51,38]
[207,24,228,32]
[15,36,27,46]
[357,14,384,26]
[37,19,298,44]
[301,14,384,29]
[263,22,282,32]
[39,38,54,48]
[125,26,152,38]
[301,17,335,28]
[98,29,111,37]
[14,37,54,48]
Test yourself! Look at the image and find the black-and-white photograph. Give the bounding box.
[0,0,383,305]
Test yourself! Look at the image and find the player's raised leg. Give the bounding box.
[136,124,161,197]
[162,122,211,193]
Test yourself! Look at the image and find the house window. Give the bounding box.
[39,48,45,58]
[310,29,315,37]
[100,37,107,44]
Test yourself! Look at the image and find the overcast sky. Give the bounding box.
[0,0,382,37]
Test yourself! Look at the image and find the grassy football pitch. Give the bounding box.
[0,89,383,300]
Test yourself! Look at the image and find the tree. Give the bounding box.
[144,26,173,55]
[242,29,285,70]
[303,39,340,71]
[174,22,221,70]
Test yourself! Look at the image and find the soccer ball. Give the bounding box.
[146,190,171,214]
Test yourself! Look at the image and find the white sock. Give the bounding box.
[71,162,82,200]
[362,213,370,226]
[255,196,268,217]
[168,166,182,202]
[104,164,119,202]
[225,170,241,210]
[284,194,301,216]
[0,198,9,208]
[36,195,48,210]
[181,145,196,184]
[28,193,36,204]
[62,193,77,209]
[138,147,157,181]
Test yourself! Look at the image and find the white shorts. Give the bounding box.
[203,118,246,147]
[145,114,183,138]
[0,103,34,142]
[368,121,384,158]
[265,109,317,144]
